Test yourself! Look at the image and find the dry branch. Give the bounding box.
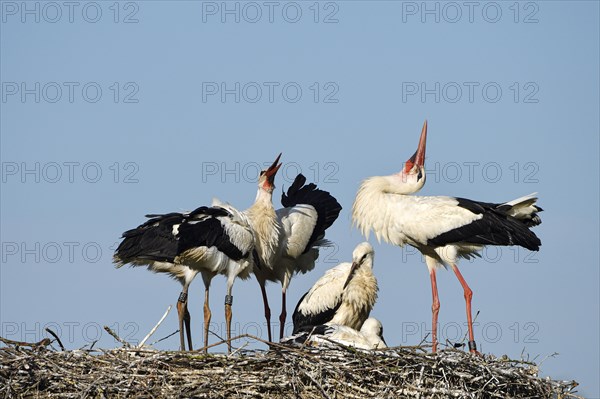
[44,329,65,352]
[138,305,172,348]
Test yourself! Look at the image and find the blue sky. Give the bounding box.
[1,1,598,396]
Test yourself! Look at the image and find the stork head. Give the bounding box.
[360,317,387,347]
[258,153,282,193]
[343,242,374,289]
[396,120,427,193]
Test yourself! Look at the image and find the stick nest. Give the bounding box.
[0,335,580,398]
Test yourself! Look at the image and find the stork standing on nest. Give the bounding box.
[250,172,342,341]
[291,242,378,334]
[113,204,255,353]
[352,121,542,353]
[113,154,283,352]
[114,212,199,351]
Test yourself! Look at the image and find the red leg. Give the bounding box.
[224,299,232,354]
[278,290,287,340]
[451,264,479,354]
[429,268,440,352]
[203,287,211,353]
[258,282,272,342]
[176,293,187,351]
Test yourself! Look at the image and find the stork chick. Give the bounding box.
[292,242,378,334]
[282,317,387,350]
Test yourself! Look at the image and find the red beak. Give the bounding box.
[404,120,427,173]
[264,153,282,181]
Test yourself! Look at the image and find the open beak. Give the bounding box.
[404,120,427,173]
[264,153,282,184]
[343,261,360,289]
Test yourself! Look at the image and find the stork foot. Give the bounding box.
[468,340,482,356]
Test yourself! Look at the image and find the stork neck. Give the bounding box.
[352,176,408,242]
[246,188,280,267]
[246,188,275,220]
[254,187,274,205]
[364,175,421,195]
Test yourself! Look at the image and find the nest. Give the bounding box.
[0,332,581,399]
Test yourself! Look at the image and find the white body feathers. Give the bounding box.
[294,242,378,331]
[282,317,387,350]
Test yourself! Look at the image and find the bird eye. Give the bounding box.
[417,169,423,181]
[260,171,265,176]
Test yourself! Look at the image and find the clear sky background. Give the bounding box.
[1,1,598,397]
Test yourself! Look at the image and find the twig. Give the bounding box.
[460,310,480,345]
[103,326,130,347]
[0,336,51,348]
[208,329,227,342]
[418,332,430,347]
[228,341,249,357]
[150,330,179,346]
[138,305,172,348]
[300,368,332,399]
[537,352,559,368]
[45,328,65,351]
[195,333,261,353]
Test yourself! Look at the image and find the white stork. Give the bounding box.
[249,172,342,341]
[113,204,255,353]
[352,121,543,353]
[113,213,198,350]
[282,317,387,350]
[291,242,378,334]
[114,212,200,351]
[113,154,283,352]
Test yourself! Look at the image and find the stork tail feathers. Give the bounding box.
[501,193,543,227]
[113,213,182,267]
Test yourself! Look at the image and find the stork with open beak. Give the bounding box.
[249,162,342,341]
[113,154,283,353]
[352,121,542,353]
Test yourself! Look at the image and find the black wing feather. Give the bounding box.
[115,213,184,264]
[280,324,334,346]
[295,324,332,335]
[281,174,342,253]
[428,197,541,251]
[177,209,247,261]
[188,205,231,219]
[115,205,248,266]
[292,291,343,334]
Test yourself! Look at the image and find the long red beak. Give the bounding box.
[264,153,282,180]
[404,120,427,173]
